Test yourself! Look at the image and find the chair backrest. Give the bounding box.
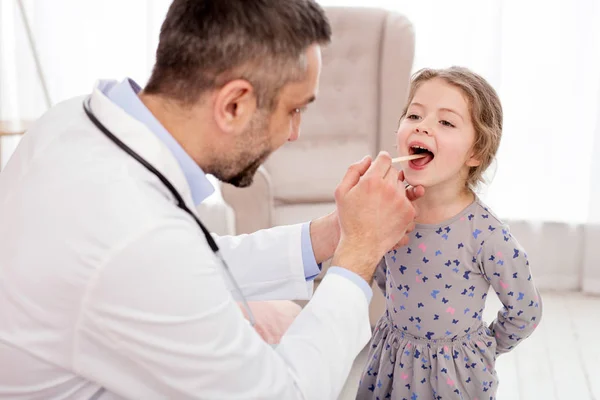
[263,7,415,206]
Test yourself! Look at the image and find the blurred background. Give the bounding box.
[2,0,600,223]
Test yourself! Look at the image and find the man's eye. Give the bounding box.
[292,107,306,115]
[440,120,455,128]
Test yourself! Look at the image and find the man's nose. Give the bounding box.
[288,115,301,142]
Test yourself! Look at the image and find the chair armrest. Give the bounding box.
[221,166,274,234]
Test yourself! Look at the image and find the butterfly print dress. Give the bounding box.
[357,199,542,400]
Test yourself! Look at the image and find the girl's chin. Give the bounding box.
[403,173,427,188]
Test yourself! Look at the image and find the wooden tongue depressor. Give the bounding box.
[391,154,426,164]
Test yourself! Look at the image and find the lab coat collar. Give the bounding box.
[88,82,199,215]
[103,78,215,206]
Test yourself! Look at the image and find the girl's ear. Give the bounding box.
[466,156,481,167]
[466,149,482,167]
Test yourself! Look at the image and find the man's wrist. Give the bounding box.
[309,212,339,264]
[300,223,321,280]
[331,240,379,284]
[326,267,373,302]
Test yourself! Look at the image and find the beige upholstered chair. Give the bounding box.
[221,6,415,325]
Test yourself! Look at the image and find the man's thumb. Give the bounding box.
[335,155,372,200]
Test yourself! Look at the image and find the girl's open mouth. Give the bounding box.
[409,145,434,169]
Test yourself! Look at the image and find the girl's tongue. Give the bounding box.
[411,153,433,167]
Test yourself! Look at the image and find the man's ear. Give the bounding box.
[213,79,257,134]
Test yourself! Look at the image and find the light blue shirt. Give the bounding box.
[104,79,371,300]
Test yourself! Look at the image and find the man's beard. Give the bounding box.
[225,149,270,188]
[211,113,272,188]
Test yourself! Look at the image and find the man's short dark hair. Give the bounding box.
[144,0,332,110]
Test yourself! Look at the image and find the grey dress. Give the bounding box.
[356,199,542,400]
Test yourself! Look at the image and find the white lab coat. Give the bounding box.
[0,85,372,399]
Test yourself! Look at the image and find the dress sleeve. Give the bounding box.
[477,226,543,355]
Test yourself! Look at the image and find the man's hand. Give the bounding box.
[331,152,421,283]
[391,170,424,250]
[239,301,302,345]
[309,163,424,263]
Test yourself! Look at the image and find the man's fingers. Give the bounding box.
[335,156,372,200]
[398,170,406,182]
[394,222,415,250]
[399,235,410,247]
[396,169,425,201]
[353,155,372,177]
[384,163,400,185]
[407,185,425,201]
[392,235,411,251]
[363,151,393,180]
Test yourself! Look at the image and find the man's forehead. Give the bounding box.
[278,71,318,103]
[280,82,317,106]
[277,44,321,105]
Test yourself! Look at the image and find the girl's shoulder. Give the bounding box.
[413,197,506,232]
[406,197,513,251]
[429,197,509,245]
[470,197,506,228]
[468,198,526,249]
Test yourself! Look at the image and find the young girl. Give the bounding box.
[357,67,542,400]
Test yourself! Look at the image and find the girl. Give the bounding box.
[357,67,542,400]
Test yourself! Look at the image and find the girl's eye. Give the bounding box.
[407,114,420,120]
[440,120,455,128]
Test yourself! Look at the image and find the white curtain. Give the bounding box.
[0,0,169,166]
[1,0,599,290]
[583,80,600,294]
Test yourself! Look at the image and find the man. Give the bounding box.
[0,0,421,398]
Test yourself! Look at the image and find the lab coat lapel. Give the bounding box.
[88,87,199,216]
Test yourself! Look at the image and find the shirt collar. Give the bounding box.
[103,78,214,205]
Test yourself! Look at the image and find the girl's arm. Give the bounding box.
[478,226,543,355]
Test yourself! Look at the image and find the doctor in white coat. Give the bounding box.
[0,0,423,399]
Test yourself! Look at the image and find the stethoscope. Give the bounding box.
[83,97,256,327]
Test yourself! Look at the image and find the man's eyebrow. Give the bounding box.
[303,95,316,105]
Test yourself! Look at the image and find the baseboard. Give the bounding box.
[582,278,600,295]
